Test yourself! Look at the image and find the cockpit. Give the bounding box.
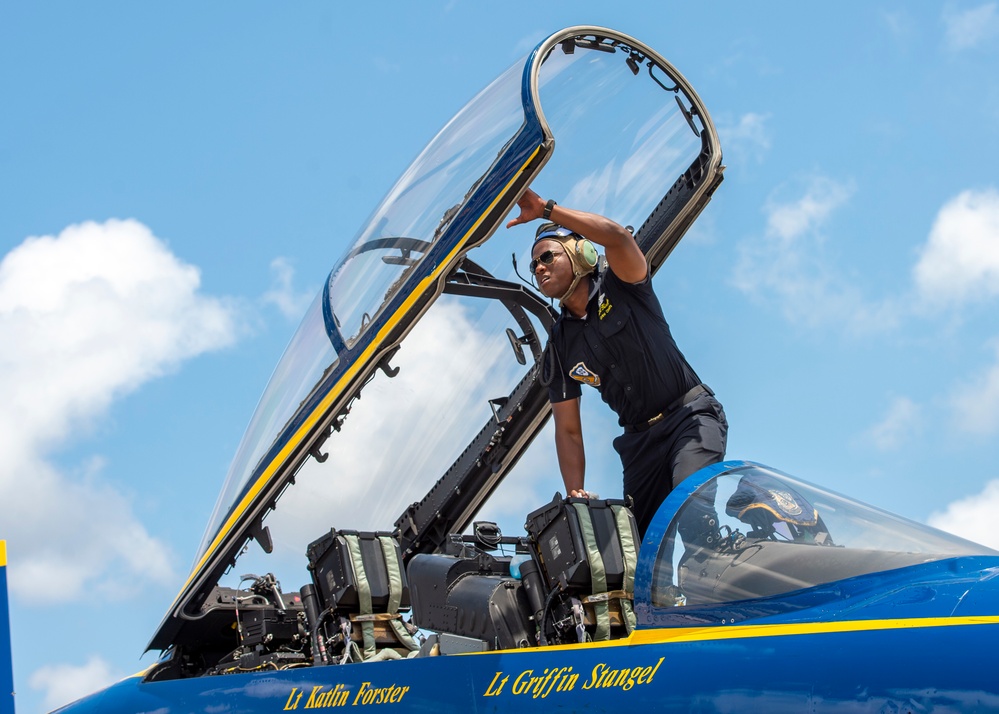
[643,462,995,622]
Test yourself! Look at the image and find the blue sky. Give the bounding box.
[2,2,999,711]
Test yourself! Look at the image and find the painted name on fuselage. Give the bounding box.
[482,657,664,699]
[283,682,410,709]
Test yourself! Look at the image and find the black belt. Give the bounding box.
[624,384,710,433]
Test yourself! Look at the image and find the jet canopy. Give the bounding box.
[149,26,723,652]
[636,461,998,626]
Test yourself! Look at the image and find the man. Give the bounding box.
[507,188,727,539]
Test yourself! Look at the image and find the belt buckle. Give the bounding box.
[646,412,665,429]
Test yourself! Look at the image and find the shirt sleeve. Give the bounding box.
[606,265,655,300]
[548,374,581,404]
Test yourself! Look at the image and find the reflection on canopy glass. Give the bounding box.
[651,464,998,609]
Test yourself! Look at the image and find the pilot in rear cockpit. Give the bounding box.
[506,187,728,540]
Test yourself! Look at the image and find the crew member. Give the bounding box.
[507,188,727,539]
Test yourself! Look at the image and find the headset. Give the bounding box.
[533,223,598,277]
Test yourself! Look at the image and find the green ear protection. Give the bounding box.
[575,237,598,271]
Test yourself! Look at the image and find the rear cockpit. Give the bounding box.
[147,493,642,680]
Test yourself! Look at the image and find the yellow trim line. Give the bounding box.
[630,615,999,645]
[0,541,6,568]
[175,145,544,601]
[469,615,999,655]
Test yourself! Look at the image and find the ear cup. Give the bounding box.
[575,239,598,270]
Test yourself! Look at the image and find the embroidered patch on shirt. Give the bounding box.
[598,296,612,320]
[569,361,601,386]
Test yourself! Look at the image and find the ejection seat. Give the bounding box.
[306,530,420,662]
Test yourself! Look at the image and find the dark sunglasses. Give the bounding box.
[529,249,562,273]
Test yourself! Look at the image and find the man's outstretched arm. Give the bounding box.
[507,188,648,284]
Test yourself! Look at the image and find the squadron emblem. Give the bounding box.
[569,362,601,387]
[770,489,803,517]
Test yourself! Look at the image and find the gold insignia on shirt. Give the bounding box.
[598,297,612,320]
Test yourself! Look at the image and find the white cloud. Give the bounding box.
[262,257,315,319]
[733,176,898,332]
[913,188,999,307]
[950,342,999,435]
[716,112,772,164]
[943,2,999,51]
[764,177,851,241]
[864,396,923,451]
[928,479,999,550]
[0,219,240,603]
[28,654,123,712]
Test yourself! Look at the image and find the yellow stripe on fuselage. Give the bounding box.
[176,146,543,601]
[470,614,999,656]
[628,614,999,645]
[0,541,6,568]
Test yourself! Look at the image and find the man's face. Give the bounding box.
[531,239,573,299]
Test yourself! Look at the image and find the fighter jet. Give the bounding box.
[33,26,999,713]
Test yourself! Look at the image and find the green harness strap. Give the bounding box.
[611,505,638,634]
[343,535,377,661]
[571,503,610,641]
[377,536,419,653]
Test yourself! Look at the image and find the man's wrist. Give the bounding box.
[543,199,557,220]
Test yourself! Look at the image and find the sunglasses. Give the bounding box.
[529,249,562,273]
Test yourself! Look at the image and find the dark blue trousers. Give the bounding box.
[613,391,728,539]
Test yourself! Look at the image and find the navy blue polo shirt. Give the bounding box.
[546,266,701,428]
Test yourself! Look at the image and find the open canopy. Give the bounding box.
[149,26,723,651]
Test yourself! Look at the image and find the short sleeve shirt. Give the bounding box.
[545,266,701,428]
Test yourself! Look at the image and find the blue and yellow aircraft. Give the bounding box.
[31,26,999,713]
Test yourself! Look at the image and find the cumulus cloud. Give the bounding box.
[262,256,315,319]
[29,655,123,712]
[864,396,923,451]
[716,112,772,164]
[764,177,851,241]
[928,479,999,550]
[0,219,240,602]
[943,2,999,51]
[733,176,897,331]
[913,188,999,308]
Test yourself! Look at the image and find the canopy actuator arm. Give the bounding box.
[443,258,557,364]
